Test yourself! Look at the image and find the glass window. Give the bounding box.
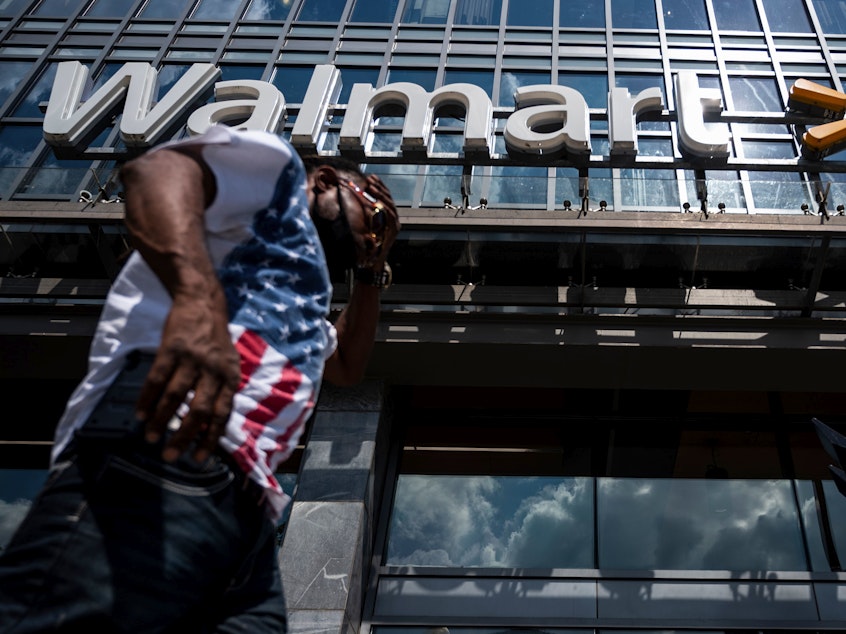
[298,0,345,22]
[0,469,48,550]
[728,76,783,111]
[712,0,760,31]
[387,68,436,90]
[12,62,58,117]
[336,66,380,102]
[0,60,33,111]
[560,0,604,28]
[401,0,450,24]
[615,73,665,100]
[244,0,295,21]
[191,0,240,21]
[662,0,709,30]
[748,170,807,211]
[499,70,550,107]
[218,64,265,82]
[765,0,813,32]
[507,0,552,27]
[559,72,607,108]
[598,478,807,570]
[455,0,501,26]
[350,0,399,22]
[489,165,549,207]
[0,126,42,196]
[138,0,188,19]
[0,0,30,16]
[271,66,317,103]
[387,475,594,567]
[611,0,657,29]
[443,69,494,100]
[815,0,846,33]
[620,167,678,209]
[86,0,136,18]
[18,151,91,197]
[31,0,77,17]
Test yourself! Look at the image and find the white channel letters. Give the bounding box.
[43,61,731,160]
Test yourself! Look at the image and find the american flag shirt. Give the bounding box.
[51,126,337,521]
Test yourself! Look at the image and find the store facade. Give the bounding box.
[2,0,846,632]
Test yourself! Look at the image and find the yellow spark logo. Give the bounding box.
[789,79,846,157]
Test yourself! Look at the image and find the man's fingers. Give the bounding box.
[193,382,237,462]
[140,360,198,443]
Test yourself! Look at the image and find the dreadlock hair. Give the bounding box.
[299,154,365,180]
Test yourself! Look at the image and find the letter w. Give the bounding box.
[44,61,220,148]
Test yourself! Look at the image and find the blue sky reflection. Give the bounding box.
[387,475,593,568]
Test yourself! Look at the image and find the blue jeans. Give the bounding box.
[0,366,287,633]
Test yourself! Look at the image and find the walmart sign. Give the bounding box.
[41,61,842,162]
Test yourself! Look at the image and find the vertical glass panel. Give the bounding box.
[191,0,241,20]
[14,63,58,117]
[443,69,494,99]
[822,480,846,564]
[351,0,399,22]
[0,60,33,111]
[712,0,761,31]
[138,0,188,19]
[815,0,846,33]
[683,170,745,210]
[336,66,380,102]
[795,480,840,571]
[455,0,501,26]
[621,168,678,209]
[387,68,436,90]
[611,0,657,29]
[748,170,808,211]
[560,0,604,28]
[86,0,136,18]
[271,65,319,102]
[598,478,808,570]
[507,0,552,27]
[0,126,43,196]
[662,0,709,30]
[421,163,462,205]
[741,139,798,160]
[366,163,419,206]
[245,0,295,21]
[31,0,77,17]
[728,76,783,111]
[615,73,665,100]
[488,165,548,207]
[18,152,90,196]
[0,0,31,16]
[765,0,813,32]
[156,64,192,93]
[499,70,550,107]
[298,0,346,21]
[401,0,450,24]
[559,72,607,108]
[218,64,265,82]
[386,475,595,568]
[0,469,48,550]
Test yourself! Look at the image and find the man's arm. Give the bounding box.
[323,174,400,386]
[120,147,240,463]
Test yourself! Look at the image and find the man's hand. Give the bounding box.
[362,173,401,268]
[136,290,240,463]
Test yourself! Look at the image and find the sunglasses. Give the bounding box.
[339,180,387,249]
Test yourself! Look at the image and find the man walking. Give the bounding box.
[0,124,399,632]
